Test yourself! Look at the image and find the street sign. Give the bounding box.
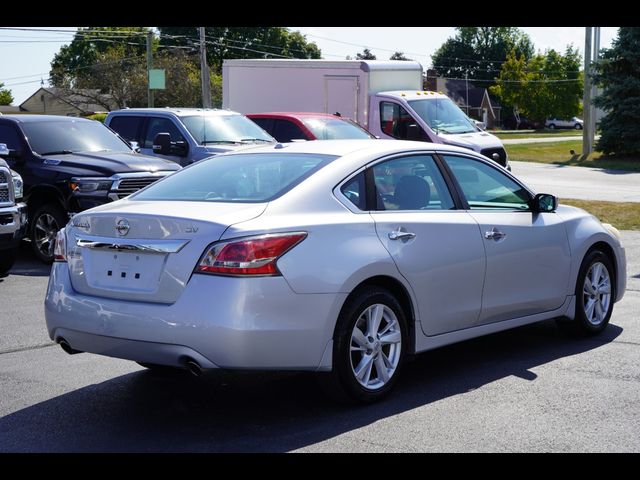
[149,69,166,90]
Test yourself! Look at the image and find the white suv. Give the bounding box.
[545,117,583,129]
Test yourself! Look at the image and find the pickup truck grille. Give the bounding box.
[0,168,12,205]
[111,176,166,200]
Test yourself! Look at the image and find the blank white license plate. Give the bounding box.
[83,250,166,292]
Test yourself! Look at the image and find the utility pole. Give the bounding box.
[590,27,601,140]
[199,27,212,109]
[465,72,469,115]
[582,27,593,156]
[147,30,154,108]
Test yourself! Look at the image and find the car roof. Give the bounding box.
[107,108,241,117]
[0,115,96,123]
[246,112,346,120]
[220,139,485,159]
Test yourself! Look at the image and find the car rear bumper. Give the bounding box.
[45,262,346,371]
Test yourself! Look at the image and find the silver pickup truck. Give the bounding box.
[1,144,27,274]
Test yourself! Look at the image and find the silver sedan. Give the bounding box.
[45,140,626,403]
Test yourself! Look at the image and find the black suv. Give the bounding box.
[0,115,180,262]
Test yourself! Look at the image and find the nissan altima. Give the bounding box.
[45,140,626,403]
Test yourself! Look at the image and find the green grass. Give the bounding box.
[493,129,584,139]
[562,198,640,230]
[506,140,640,171]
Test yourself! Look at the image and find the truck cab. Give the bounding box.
[105,108,276,166]
[370,91,509,168]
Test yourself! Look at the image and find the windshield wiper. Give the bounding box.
[240,138,272,143]
[40,150,75,156]
[201,140,242,145]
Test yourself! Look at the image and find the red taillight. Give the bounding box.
[196,232,307,276]
[54,228,67,262]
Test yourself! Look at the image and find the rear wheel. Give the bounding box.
[321,287,408,403]
[557,250,614,336]
[31,204,66,263]
[548,123,556,129]
[575,123,583,130]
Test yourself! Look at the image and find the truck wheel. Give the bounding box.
[31,204,67,263]
[0,248,17,275]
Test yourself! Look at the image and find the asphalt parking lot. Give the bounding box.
[0,230,638,452]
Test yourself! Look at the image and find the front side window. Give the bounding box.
[442,155,530,210]
[144,118,186,148]
[379,101,428,140]
[272,120,307,142]
[133,153,337,203]
[372,155,455,211]
[21,120,132,155]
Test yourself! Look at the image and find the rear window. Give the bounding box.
[133,153,337,203]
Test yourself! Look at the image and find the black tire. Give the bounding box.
[30,203,67,263]
[557,250,615,336]
[320,287,408,404]
[548,123,556,129]
[0,248,17,275]
[575,123,583,130]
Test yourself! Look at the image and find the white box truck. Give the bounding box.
[223,59,509,168]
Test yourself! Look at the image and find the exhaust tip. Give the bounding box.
[58,338,82,355]
[184,358,203,377]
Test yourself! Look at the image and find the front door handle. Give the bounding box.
[389,228,416,241]
[484,227,506,241]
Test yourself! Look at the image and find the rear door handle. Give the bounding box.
[389,229,416,241]
[484,227,506,241]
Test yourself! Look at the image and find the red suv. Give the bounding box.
[247,112,375,142]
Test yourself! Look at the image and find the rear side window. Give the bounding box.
[133,153,337,203]
[340,172,366,210]
[108,116,144,144]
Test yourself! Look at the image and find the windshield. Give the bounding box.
[133,153,337,203]
[22,120,132,155]
[409,98,477,135]
[301,117,374,140]
[182,115,275,145]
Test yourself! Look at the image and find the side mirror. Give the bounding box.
[531,193,557,213]
[406,124,422,141]
[172,140,189,157]
[152,133,172,155]
[0,143,21,160]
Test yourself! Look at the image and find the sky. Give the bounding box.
[0,27,619,106]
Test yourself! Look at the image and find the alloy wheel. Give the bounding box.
[34,213,59,259]
[582,261,611,326]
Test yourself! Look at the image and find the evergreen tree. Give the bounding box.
[356,48,376,60]
[0,82,13,105]
[593,27,640,156]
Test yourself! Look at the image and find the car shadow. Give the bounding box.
[6,241,51,277]
[554,154,639,175]
[0,320,622,452]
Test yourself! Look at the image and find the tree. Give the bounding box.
[432,27,534,85]
[157,27,321,74]
[50,27,151,88]
[356,48,376,60]
[592,27,640,156]
[390,51,411,61]
[491,47,582,124]
[0,82,13,105]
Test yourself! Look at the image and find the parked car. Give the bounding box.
[503,115,542,130]
[105,108,276,166]
[545,117,583,129]
[0,151,27,274]
[45,139,626,403]
[0,115,180,263]
[247,112,375,142]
